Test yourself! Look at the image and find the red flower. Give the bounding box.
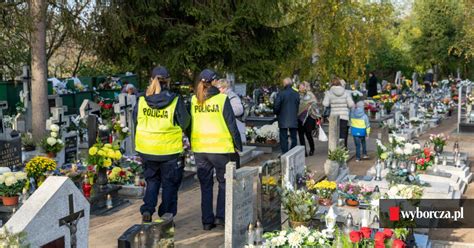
[360,227,372,239]
[119,171,126,177]
[104,103,113,109]
[383,228,393,238]
[424,148,431,157]
[349,231,362,243]
[393,239,407,248]
[375,232,386,243]
[375,241,386,248]
[99,101,105,107]
[87,165,94,171]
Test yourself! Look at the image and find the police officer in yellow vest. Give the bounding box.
[191,69,242,230]
[133,66,190,223]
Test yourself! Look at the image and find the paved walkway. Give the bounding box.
[89,115,474,247]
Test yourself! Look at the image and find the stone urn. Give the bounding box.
[434,145,444,155]
[324,160,340,181]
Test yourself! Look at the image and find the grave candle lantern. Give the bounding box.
[325,206,337,236]
[375,160,382,181]
[247,223,255,246]
[344,213,353,234]
[255,220,263,245]
[82,175,92,198]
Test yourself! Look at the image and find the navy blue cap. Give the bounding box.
[199,69,217,83]
[151,66,169,78]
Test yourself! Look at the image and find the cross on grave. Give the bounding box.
[59,194,85,248]
[47,107,69,132]
[114,94,136,155]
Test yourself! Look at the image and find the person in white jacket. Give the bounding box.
[322,78,355,148]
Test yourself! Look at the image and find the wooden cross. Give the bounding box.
[59,194,85,248]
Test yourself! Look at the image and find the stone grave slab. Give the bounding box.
[5,176,90,248]
[418,173,466,193]
[436,165,472,184]
[281,145,305,190]
[239,146,257,165]
[224,162,259,248]
[247,142,280,154]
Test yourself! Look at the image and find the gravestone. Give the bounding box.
[19,65,32,131]
[79,100,100,148]
[5,176,90,248]
[324,115,343,181]
[118,213,174,248]
[256,159,282,232]
[64,133,78,164]
[224,162,259,248]
[113,94,137,155]
[0,101,10,140]
[0,138,22,170]
[281,145,306,190]
[13,113,26,133]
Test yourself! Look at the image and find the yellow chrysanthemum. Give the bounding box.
[104,143,113,148]
[89,147,98,156]
[115,150,122,160]
[103,158,112,167]
[97,150,106,156]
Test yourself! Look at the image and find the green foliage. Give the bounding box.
[0,227,29,248]
[328,146,349,163]
[281,188,317,222]
[95,0,303,84]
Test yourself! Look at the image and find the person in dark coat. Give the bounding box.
[367,72,378,97]
[274,77,300,153]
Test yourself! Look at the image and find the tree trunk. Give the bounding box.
[30,0,48,142]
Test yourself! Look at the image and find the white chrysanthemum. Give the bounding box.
[50,124,60,132]
[4,176,17,186]
[319,238,326,245]
[307,235,315,243]
[287,232,303,247]
[294,225,310,237]
[395,146,403,155]
[122,127,129,133]
[3,172,13,178]
[14,172,27,180]
[279,230,287,237]
[47,137,57,146]
[0,175,5,184]
[120,124,125,128]
[413,144,421,150]
[271,235,287,246]
[50,131,58,138]
[395,136,406,143]
[57,139,63,145]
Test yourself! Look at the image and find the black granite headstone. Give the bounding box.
[64,135,78,164]
[259,160,282,232]
[0,138,22,169]
[87,115,98,147]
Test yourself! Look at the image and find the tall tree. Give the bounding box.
[30,0,48,142]
[94,0,303,85]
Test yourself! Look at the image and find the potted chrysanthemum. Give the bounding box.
[87,141,122,188]
[40,124,64,158]
[0,172,28,206]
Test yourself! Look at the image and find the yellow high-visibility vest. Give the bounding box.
[191,94,234,153]
[135,96,183,155]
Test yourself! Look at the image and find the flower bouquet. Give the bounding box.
[260,226,329,248]
[98,100,114,123]
[87,141,122,186]
[416,148,434,171]
[262,175,278,192]
[306,179,336,206]
[387,184,424,199]
[25,156,57,187]
[345,227,407,248]
[337,182,372,206]
[281,189,317,227]
[429,133,448,154]
[112,120,130,141]
[0,172,28,206]
[40,124,64,158]
[376,139,389,161]
[328,146,349,164]
[108,167,133,185]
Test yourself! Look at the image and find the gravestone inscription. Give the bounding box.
[64,134,78,164]
[0,138,22,169]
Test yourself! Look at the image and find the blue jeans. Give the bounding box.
[280,128,298,154]
[353,136,367,160]
[195,153,231,225]
[140,158,183,217]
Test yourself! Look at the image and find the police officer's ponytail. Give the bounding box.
[146,77,161,96]
[196,79,211,105]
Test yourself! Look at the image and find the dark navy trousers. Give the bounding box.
[195,153,233,225]
[140,158,183,217]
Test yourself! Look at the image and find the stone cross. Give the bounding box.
[59,194,85,248]
[114,93,137,155]
[20,65,32,131]
[324,115,342,181]
[79,100,101,148]
[224,162,259,248]
[47,107,69,132]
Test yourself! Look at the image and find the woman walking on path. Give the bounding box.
[323,78,355,148]
[297,81,319,156]
[133,66,190,223]
[190,69,242,231]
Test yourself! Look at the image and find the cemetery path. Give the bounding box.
[89,115,474,247]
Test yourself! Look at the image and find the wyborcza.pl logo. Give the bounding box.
[379,199,474,228]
